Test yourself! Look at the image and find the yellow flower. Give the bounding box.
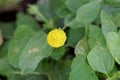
[47,29,67,48]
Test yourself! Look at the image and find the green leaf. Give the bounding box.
[37,0,66,19]
[64,15,75,25]
[101,10,117,37]
[0,57,13,77]
[75,37,89,56]
[37,60,71,80]
[106,32,120,64]
[19,31,53,74]
[50,46,65,60]
[57,5,72,18]
[67,1,101,28]
[16,13,40,30]
[67,28,85,47]
[35,59,49,74]
[87,43,114,74]
[67,19,84,28]
[115,56,120,64]
[8,25,36,68]
[88,25,106,49]
[49,60,71,80]
[69,55,98,80]
[71,55,86,69]
[69,64,98,80]
[0,41,10,58]
[103,5,120,27]
[9,74,48,80]
[66,0,89,13]
[0,41,13,78]
[118,30,120,35]
[0,22,15,39]
[36,0,51,19]
[36,0,66,27]
[103,0,120,4]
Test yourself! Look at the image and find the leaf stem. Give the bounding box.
[107,71,120,80]
[62,25,68,30]
[28,5,48,23]
[106,73,111,79]
[36,11,48,23]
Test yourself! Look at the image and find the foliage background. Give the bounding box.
[0,0,120,80]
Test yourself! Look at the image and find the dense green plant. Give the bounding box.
[1,0,120,80]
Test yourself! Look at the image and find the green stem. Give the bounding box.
[36,11,48,23]
[108,71,120,80]
[106,73,111,80]
[62,25,68,30]
[106,74,110,78]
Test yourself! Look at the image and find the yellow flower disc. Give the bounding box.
[47,29,67,48]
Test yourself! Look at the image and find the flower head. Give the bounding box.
[47,29,67,48]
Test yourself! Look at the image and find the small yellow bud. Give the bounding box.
[47,29,67,48]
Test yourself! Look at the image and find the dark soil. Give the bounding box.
[0,0,38,22]
[0,75,7,80]
[0,10,17,22]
